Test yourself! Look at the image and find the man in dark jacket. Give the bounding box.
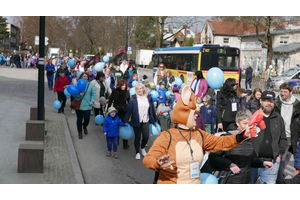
[250,90,287,184]
[274,82,300,183]
[245,64,253,90]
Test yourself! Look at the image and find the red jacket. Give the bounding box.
[54,76,71,93]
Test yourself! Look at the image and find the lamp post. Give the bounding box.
[37,16,45,120]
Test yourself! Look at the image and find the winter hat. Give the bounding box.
[107,106,118,115]
[203,94,211,102]
[99,97,106,104]
[161,106,169,114]
[149,82,155,88]
[173,84,179,92]
[143,75,148,80]
[87,68,93,72]
[171,85,200,129]
[159,81,165,86]
[144,79,149,85]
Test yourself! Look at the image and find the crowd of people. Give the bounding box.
[43,57,300,184]
[0,52,39,68]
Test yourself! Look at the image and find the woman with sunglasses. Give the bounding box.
[216,78,241,132]
[153,63,166,86]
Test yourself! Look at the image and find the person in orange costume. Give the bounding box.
[143,85,252,184]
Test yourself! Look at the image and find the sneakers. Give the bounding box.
[140,148,147,156]
[135,153,141,160]
[112,152,118,159]
[106,152,111,157]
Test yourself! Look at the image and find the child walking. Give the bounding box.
[199,95,216,134]
[103,107,125,158]
[54,68,71,113]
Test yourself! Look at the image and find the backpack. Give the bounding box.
[153,129,204,184]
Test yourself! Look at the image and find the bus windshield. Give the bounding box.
[200,47,239,71]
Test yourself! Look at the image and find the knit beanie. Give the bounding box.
[173,84,179,92]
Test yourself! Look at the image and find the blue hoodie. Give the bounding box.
[157,87,166,103]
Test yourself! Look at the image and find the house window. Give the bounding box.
[280,36,288,44]
[223,38,229,45]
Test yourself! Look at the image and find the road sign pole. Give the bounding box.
[37,16,45,121]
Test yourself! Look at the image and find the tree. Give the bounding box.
[148,16,205,48]
[213,16,286,71]
[184,36,194,47]
[0,16,9,40]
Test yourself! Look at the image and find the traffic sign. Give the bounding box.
[34,36,49,45]
[127,46,132,53]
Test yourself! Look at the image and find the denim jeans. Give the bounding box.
[46,74,54,89]
[106,137,118,152]
[251,161,280,184]
[245,77,252,89]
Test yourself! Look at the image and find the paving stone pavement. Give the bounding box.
[0,67,80,184]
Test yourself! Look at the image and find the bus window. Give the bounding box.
[201,52,211,70]
[191,54,198,72]
[218,56,225,68]
[171,54,178,70]
[178,55,184,70]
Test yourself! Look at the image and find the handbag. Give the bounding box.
[70,83,89,110]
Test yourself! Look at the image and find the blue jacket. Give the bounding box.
[157,88,166,103]
[45,63,55,75]
[166,94,176,109]
[127,75,138,88]
[294,138,300,170]
[124,94,157,127]
[103,115,125,137]
[200,105,216,125]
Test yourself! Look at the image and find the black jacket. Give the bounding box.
[107,88,130,112]
[274,96,300,156]
[209,123,254,184]
[251,110,287,167]
[246,98,261,114]
[216,91,241,124]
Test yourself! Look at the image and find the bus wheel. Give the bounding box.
[180,75,184,83]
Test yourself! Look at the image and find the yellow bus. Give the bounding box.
[152,44,240,86]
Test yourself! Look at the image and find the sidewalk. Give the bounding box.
[0,97,83,184]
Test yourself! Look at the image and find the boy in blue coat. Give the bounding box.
[199,95,216,134]
[157,81,167,106]
[103,106,125,159]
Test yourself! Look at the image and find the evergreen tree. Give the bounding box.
[0,16,9,40]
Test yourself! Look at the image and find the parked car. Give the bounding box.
[272,66,300,88]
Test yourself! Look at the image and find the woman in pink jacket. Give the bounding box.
[190,70,208,99]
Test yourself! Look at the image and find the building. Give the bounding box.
[163,25,196,48]
[0,23,20,52]
[199,20,300,76]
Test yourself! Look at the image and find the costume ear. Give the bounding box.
[181,85,192,105]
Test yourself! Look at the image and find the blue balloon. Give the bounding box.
[95,115,104,125]
[130,87,136,96]
[165,91,171,97]
[150,91,159,99]
[95,62,105,71]
[155,122,161,133]
[200,173,218,184]
[175,77,183,86]
[27,62,30,66]
[68,59,75,67]
[64,88,70,96]
[53,100,61,110]
[77,71,82,78]
[77,79,87,93]
[120,125,134,139]
[149,123,160,136]
[103,55,109,63]
[132,80,138,87]
[206,67,224,89]
[67,85,80,95]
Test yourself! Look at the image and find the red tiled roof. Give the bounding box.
[209,21,259,35]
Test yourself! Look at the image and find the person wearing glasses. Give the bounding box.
[250,90,287,184]
[216,78,241,132]
[154,63,166,86]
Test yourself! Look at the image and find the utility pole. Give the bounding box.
[37,16,45,120]
[125,16,128,60]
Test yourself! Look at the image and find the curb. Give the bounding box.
[61,114,85,184]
